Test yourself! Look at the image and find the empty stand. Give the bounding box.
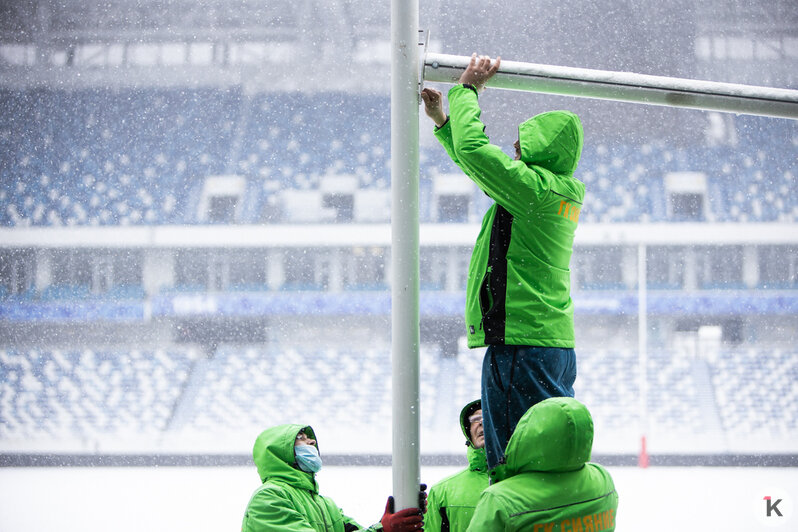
[1,344,795,452]
[0,346,197,446]
[2,89,796,227]
[711,347,798,436]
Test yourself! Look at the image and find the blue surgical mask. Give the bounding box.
[295,444,322,473]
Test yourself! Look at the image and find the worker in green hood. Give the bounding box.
[466,397,618,531]
[241,424,426,531]
[425,399,490,531]
[422,53,584,475]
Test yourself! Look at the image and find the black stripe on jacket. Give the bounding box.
[440,507,450,532]
[481,205,512,344]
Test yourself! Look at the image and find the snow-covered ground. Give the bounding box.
[0,464,794,531]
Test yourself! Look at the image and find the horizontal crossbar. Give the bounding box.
[423,52,798,120]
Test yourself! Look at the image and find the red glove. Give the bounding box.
[380,496,424,532]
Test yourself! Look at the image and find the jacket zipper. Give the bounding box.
[312,491,331,531]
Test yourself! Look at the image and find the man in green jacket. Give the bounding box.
[466,397,618,531]
[424,400,490,532]
[421,53,585,474]
[241,424,425,531]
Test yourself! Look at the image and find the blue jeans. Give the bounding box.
[481,345,577,470]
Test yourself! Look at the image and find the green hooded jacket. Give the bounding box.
[424,400,490,532]
[434,85,585,348]
[466,398,618,531]
[241,424,380,532]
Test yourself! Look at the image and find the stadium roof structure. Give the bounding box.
[0,0,392,91]
[2,0,796,94]
[0,0,388,42]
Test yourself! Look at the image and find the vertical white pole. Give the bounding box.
[390,0,421,510]
[637,244,650,467]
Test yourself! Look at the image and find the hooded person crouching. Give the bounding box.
[425,400,490,531]
[466,398,618,531]
[241,424,426,532]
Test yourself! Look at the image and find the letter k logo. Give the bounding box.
[764,496,783,517]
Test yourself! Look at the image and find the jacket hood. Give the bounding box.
[459,399,488,472]
[518,110,583,176]
[504,397,593,476]
[252,424,318,492]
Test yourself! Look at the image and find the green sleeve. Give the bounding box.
[422,484,443,532]
[242,486,317,532]
[433,118,472,179]
[447,85,550,218]
[432,119,456,164]
[465,492,508,532]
